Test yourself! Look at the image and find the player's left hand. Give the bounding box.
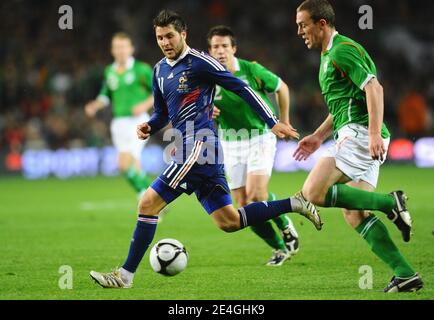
[369,133,385,161]
[137,122,151,140]
[293,134,322,161]
[271,122,299,140]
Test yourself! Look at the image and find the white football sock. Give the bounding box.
[119,267,134,284]
[290,197,303,213]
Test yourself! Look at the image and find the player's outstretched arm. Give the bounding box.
[145,67,169,135]
[275,81,290,125]
[196,52,279,130]
[146,108,169,137]
[293,114,333,161]
[86,73,111,117]
[273,80,301,140]
[364,78,386,161]
[272,122,299,140]
[84,99,107,118]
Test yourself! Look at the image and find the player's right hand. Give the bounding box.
[137,122,151,140]
[84,102,98,118]
[293,134,322,161]
[271,122,299,140]
[369,132,386,161]
[212,107,221,119]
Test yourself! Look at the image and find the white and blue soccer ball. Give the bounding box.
[149,238,188,276]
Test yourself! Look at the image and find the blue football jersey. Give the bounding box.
[148,47,278,163]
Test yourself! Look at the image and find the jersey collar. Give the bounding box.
[113,57,135,70]
[326,31,339,51]
[233,57,240,72]
[166,46,191,67]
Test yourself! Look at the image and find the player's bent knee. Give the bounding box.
[138,194,163,215]
[211,208,241,232]
[217,222,239,233]
[302,186,325,205]
[246,191,268,203]
[117,158,130,172]
[342,209,369,229]
[118,163,129,173]
[237,200,248,207]
[233,195,247,207]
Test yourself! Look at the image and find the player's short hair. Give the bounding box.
[207,25,237,48]
[297,0,335,27]
[112,32,133,43]
[153,10,187,33]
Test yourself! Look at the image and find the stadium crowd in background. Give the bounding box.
[0,0,433,155]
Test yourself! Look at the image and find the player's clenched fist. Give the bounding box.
[271,122,299,141]
[137,123,151,140]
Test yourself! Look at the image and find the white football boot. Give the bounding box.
[90,269,132,288]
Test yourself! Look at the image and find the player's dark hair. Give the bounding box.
[153,10,187,33]
[297,0,335,27]
[207,25,237,48]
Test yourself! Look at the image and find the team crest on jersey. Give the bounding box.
[107,74,119,90]
[177,72,190,93]
[124,72,135,84]
[179,74,187,84]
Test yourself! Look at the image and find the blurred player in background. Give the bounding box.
[90,10,321,288]
[85,32,153,196]
[294,0,423,292]
[208,25,299,266]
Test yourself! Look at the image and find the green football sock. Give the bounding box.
[251,221,287,251]
[356,215,416,278]
[125,166,152,193]
[325,184,395,213]
[273,215,290,231]
[267,192,290,231]
[268,191,277,201]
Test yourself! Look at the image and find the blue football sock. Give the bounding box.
[122,215,158,273]
[238,198,292,229]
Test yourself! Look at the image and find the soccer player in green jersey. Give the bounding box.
[85,32,153,195]
[294,0,423,292]
[208,25,300,266]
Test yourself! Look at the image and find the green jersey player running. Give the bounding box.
[294,0,422,292]
[85,32,153,195]
[208,25,300,266]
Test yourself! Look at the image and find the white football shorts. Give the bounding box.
[322,123,390,188]
[110,113,150,161]
[220,131,277,190]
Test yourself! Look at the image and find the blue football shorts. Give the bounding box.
[151,160,232,214]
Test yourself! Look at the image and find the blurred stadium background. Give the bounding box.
[0,0,433,300]
[0,0,433,178]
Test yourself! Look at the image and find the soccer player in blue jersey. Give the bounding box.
[90,10,321,288]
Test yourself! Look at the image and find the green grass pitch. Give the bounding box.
[0,165,432,300]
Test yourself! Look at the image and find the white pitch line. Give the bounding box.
[79,200,135,211]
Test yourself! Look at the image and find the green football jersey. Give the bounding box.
[319,33,390,138]
[98,58,153,117]
[214,58,280,141]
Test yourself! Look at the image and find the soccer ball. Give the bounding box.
[149,238,188,276]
